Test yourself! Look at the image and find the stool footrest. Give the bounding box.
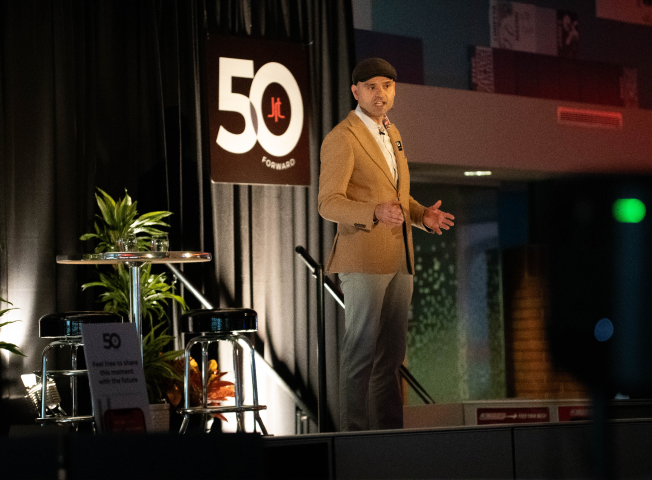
[36,415,95,424]
[177,405,267,415]
[34,369,88,377]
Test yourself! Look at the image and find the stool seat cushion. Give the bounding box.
[39,311,124,338]
[181,308,257,334]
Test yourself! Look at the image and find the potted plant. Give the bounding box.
[140,319,186,432]
[80,189,186,409]
[164,356,235,422]
[0,297,25,357]
[80,188,235,431]
[80,187,173,255]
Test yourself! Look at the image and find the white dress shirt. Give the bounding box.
[355,105,398,184]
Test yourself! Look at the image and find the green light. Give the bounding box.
[613,198,646,223]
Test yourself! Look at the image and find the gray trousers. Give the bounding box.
[338,272,413,431]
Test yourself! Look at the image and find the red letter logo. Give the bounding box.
[267,97,285,123]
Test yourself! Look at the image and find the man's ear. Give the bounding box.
[351,84,359,100]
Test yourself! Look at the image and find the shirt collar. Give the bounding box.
[355,104,387,134]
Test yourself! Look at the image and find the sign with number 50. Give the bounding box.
[103,332,121,349]
[207,36,311,186]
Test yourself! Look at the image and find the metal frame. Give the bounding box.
[294,246,328,432]
[38,338,95,428]
[166,263,317,434]
[177,332,267,435]
[56,251,211,354]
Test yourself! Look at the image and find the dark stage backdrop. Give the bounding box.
[0,0,354,431]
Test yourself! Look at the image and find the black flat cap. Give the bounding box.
[352,58,397,84]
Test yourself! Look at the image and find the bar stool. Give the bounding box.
[177,308,267,434]
[37,311,124,428]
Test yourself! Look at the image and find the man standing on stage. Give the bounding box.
[318,58,454,431]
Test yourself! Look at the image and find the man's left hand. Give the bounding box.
[423,200,455,235]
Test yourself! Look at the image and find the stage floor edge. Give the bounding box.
[404,397,652,428]
[263,416,652,479]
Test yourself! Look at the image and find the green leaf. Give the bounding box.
[0,308,18,318]
[96,187,116,208]
[138,211,173,220]
[97,193,116,228]
[0,319,21,328]
[0,297,13,307]
[0,342,26,356]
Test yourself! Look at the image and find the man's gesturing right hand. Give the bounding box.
[374,200,404,226]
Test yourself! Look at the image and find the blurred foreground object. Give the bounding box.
[538,174,652,397]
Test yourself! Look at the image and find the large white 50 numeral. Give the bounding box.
[216,57,303,157]
[216,58,256,154]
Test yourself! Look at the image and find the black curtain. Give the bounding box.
[1,0,354,431]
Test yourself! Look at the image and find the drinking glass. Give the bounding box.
[118,235,138,252]
[150,234,169,252]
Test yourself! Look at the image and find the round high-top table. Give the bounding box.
[56,251,211,348]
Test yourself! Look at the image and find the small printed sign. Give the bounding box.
[558,405,591,422]
[477,407,550,425]
[82,323,151,433]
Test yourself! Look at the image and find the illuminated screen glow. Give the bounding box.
[612,198,646,223]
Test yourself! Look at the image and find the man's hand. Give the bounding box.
[423,200,455,235]
[374,200,404,226]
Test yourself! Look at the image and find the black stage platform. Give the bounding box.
[265,419,652,479]
[2,418,651,479]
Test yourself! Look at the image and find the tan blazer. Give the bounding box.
[318,111,430,274]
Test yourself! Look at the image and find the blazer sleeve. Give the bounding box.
[318,129,377,230]
[408,195,432,232]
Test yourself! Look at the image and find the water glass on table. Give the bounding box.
[118,235,138,252]
[150,234,169,252]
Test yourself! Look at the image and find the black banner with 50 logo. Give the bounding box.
[207,35,310,186]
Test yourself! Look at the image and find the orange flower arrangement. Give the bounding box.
[165,357,235,421]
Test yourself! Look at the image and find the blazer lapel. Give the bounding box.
[387,127,404,188]
[347,112,397,189]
